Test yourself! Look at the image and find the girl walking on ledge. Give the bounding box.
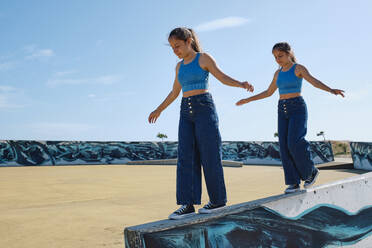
[148,27,254,219]
[237,42,344,194]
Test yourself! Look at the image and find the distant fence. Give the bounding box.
[0,140,333,167]
[350,142,372,171]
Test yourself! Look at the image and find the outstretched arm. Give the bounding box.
[200,53,254,92]
[236,70,279,106]
[148,64,182,123]
[296,64,345,97]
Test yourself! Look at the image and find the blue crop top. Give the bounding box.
[178,53,209,92]
[276,64,303,95]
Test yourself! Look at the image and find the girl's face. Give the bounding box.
[168,37,192,59]
[272,49,291,67]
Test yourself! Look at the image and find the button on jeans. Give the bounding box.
[177,93,227,205]
[278,96,316,185]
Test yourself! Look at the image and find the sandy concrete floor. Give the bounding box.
[0,164,365,248]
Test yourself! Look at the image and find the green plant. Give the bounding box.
[156,132,168,142]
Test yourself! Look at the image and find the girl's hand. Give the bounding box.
[331,89,345,97]
[148,109,162,123]
[240,81,254,92]
[236,98,250,106]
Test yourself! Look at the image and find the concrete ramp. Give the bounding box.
[124,172,372,248]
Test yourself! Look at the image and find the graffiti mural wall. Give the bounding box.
[0,140,333,167]
[222,141,333,165]
[350,142,372,171]
[0,141,179,166]
[142,206,372,248]
[125,172,372,248]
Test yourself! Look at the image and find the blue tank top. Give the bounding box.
[178,53,209,92]
[276,64,302,95]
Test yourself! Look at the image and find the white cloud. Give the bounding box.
[96,75,120,85]
[0,95,12,108]
[0,86,24,109]
[195,16,250,32]
[315,83,372,102]
[0,45,54,71]
[30,122,95,131]
[87,91,136,103]
[24,45,55,60]
[23,44,37,53]
[26,49,54,60]
[0,62,15,71]
[344,83,372,102]
[28,122,96,140]
[0,96,24,109]
[46,78,84,86]
[46,75,121,87]
[53,70,77,77]
[0,86,16,92]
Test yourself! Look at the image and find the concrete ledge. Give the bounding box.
[124,172,372,248]
[124,191,303,247]
[222,160,243,167]
[125,159,178,165]
[316,161,354,170]
[125,159,243,167]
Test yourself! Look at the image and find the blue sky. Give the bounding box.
[1,0,371,142]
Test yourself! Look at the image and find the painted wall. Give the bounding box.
[0,140,333,167]
[125,172,372,248]
[222,141,333,165]
[350,142,372,171]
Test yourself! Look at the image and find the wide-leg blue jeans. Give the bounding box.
[278,96,316,185]
[177,93,227,205]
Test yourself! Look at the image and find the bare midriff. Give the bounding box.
[183,89,209,98]
[279,92,301,100]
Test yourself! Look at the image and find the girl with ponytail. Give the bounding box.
[236,42,344,194]
[148,27,254,219]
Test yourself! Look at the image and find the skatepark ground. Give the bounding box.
[0,159,366,248]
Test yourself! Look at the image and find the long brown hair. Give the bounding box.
[168,27,202,52]
[272,42,297,63]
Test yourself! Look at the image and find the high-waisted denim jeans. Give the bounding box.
[278,96,316,185]
[177,93,227,205]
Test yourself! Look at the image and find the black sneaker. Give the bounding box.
[284,184,301,194]
[168,205,195,220]
[198,202,226,214]
[304,169,320,188]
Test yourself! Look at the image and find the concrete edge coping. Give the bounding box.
[124,192,299,234]
[124,172,372,235]
[125,159,243,167]
[125,159,344,168]
[316,161,354,170]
